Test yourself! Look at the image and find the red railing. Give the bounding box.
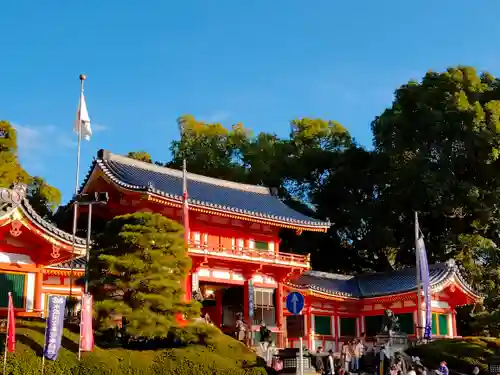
[187,241,310,267]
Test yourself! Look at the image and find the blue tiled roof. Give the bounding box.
[0,185,86,247]
[289,260,480,298]
[48,257,86,270]
[85,150,329,229]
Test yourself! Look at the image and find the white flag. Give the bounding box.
[74,90,92,141]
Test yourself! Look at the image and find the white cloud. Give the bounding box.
[13,123,77,173]
[93,123,108,132]
[202,111,230,123]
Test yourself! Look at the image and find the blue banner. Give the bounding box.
[248,280,254,318]
[416,236,432,339]
[43,295,67,360]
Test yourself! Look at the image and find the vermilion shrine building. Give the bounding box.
[0,184,86,317]
[0,150,481,350]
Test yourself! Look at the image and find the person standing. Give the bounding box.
[314,346,325,374]
[352,339,364,372]
[259,321,271,352]
[235,313,247,344]
[341,341,352,372]
[439,361,449,375]
[326,349,335,375]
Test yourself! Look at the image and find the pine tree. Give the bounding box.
[90,212,199,338]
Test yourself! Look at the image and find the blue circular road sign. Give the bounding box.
[286,292,305,315]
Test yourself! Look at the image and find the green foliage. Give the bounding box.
[27,176,62,219]
[127,151,153,164]
[0,120,61,219]
[0,120,30,188]
[90,212,200,338]
[1,321,266,374]
[370,67,500,266]
[406,337,500,372]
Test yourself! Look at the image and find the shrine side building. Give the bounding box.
[0,149,481,351]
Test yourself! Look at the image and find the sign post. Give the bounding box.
[286,292,305,375]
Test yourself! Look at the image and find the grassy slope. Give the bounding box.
[2,321,266,375]
[407,337,500,372]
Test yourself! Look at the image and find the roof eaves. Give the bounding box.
[285,280,358,298]
[146,189,330,228]
[94,150,330,229]
[20,199,87,246]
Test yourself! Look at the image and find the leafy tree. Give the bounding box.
[27,176,62,219]
[90,212,199,338]
[0,120,29,187]
[168,115,249,182]
[127,151,153,164]
[371,66,500,268]
[0,120,61,218]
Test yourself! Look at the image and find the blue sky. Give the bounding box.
[1,1,500,203]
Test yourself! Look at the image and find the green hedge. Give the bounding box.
[406,337,500,372]
[1,321,267,375]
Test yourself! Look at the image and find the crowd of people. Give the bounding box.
[201,311,483,374]
[311,343,481,375]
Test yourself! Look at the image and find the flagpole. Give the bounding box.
[415,211,423,340]
[2,293,10,375]
[69,74,86,304]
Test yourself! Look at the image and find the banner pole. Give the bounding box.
[299,337,304,375]
[78,295,83,361]
[2,294,10,375]
[41,301,48,375]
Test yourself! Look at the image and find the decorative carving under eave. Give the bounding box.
[51,245,61,259]
[9,221,23,237]
[11,183,28,197]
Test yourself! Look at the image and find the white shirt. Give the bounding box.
[328,355,334,371]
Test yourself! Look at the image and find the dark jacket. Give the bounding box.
[314,353,325,371]
[259,326,271,342]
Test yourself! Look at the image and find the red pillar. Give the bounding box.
[184,272,192,302]
[452,310,458,337]
[305,304,312,350]
[34,271,43,313]
[334,314,339,351]
[276,283,284,347]
[276,283,283,328]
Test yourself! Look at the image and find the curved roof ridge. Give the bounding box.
[46,256,86,269]
[99,149,272,195]
[19,198,87,246]
[85,149,330,230]
[288,259,480,299]
[306,270,356,280]
[0,185,86,247]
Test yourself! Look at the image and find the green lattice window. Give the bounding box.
[365,315,383,337]
[438,314,448,335]
[432,313,437,335]
[0,273,25,308]
[255,241,269,251]
[340,317,356,337]
[314,315,331,335]
[396,313,414,334]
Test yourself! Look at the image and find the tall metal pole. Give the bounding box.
[415,211,423,340]
[84,203,92,294]
[69,74,86,301]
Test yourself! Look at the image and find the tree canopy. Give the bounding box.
[90,212,199,338]
[0,120,62,219]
